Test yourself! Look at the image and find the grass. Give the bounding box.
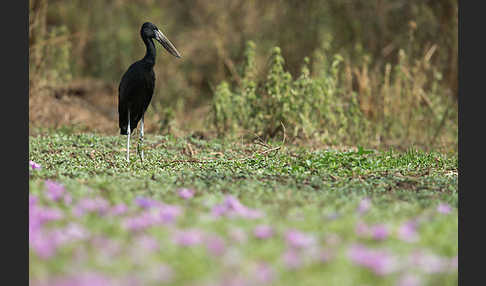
[29,130,458,286]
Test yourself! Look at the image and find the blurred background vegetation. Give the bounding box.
[29,0,457,152]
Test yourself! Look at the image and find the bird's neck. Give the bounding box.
[142,37,156,67]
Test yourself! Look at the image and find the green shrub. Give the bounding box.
[210,41,457,151]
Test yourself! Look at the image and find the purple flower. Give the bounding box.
[173,229,204,246]
[123,201,181,227]
[355,221,371,237]
[30,222,89,259]
[29,221,41,240]
[145,264,174,284]
[397,221,419,243]
[450,255,458,270]
[282,249,302,269]
[29,160,42,170]
[134,196,160,209]
[122,211,157,231]
[30,206,64,226]
[224,195,248,212]
[396,274,422,286]
[110,203,128,216]
[73,197,109,217]
[29,194,38,208]
[211,195,263,219]
[158,204,183,224]
[178,188,195,199]
[355,221,389,240]
[211,204,228,217]
[241,209,264,219]
[254,263,276,283]
[371,224,389,240]
[33,272,117,286]
[30,232,58,259]
[218,276,249,286]
[63,223,90,241]
[44,180,65,201]
[348,244,398,275]
[205,235,226,256]
[357,198,372,214]
[253,225,273,239]
[63,193,72,205]
[284,229,316,248]
[49,230,74,247]
[408,251,448,274]
[90,236,122,258]
[135,235,160,252]
[437,203,452,214]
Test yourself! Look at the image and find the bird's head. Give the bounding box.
[141,22,182,58]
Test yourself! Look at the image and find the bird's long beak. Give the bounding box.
[155,29,182,58]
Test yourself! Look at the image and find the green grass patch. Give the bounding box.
[29,131,457,286]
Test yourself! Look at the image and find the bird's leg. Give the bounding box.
[126,112,131,162]
[138,115,144,162]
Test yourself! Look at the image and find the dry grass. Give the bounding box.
[29,81,117,135]
[29,79,214,139]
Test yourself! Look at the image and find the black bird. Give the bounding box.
[118,22,181,162]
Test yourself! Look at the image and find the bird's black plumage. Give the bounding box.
[118,60,155,135]
[118,22,181,135]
